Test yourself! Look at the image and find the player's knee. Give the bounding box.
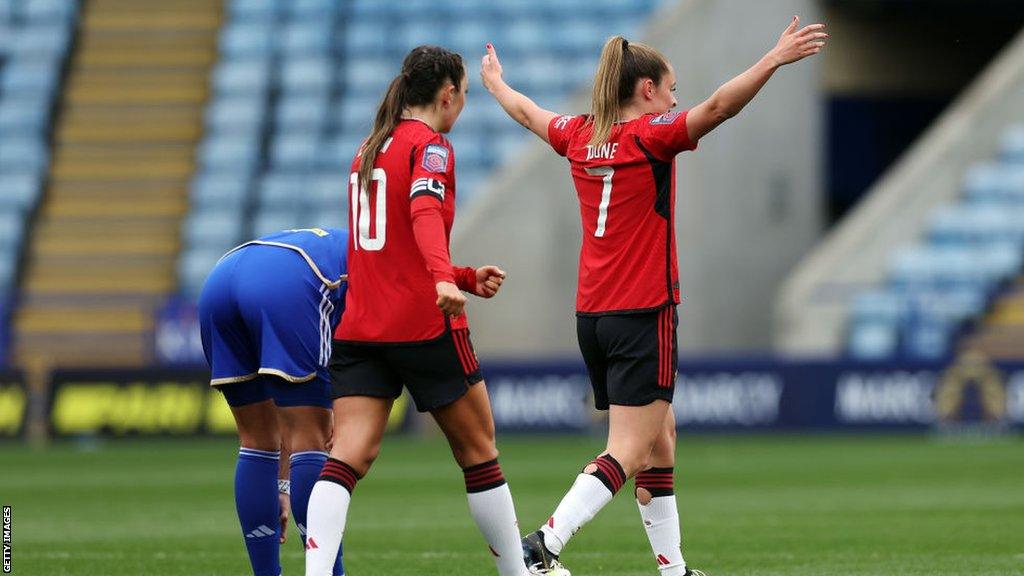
[237,429,280,452]
[450,436,498,468]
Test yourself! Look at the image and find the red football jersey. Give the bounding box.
[335,119,469,343]
[547,111,697,314]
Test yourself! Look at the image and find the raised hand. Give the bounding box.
[770,16,827,67]
[473,265,506,298]
[480,43,504,93]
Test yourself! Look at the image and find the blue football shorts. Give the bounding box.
[198,245,340,408]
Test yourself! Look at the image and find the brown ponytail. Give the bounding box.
[588,36,670,148]
[357,46,466,187]
[359,74,405,187]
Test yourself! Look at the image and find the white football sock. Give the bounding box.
[467,483,530,576]
[638,495,687,575]
[304,481,350,576]
[539,473,615,555]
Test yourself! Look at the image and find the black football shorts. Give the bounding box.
[329,328,484,412]
[576,305,677,410]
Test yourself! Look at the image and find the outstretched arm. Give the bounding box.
[686,16,827,142]
[481,43,559,143]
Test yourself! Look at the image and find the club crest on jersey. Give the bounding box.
[650,111,683,125]
[422,144,449,173]
[553,115,575,130]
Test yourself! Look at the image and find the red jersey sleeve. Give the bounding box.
[409,137,456,285]
[547,114,584,157]
[637,110,697,162]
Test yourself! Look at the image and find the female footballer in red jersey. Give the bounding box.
[303,46,531,576]
[482,16,826,576]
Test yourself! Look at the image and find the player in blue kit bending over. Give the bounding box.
[199,227,349,576]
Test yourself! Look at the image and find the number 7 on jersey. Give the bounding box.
[585,166,614,237]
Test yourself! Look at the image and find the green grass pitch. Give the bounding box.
[2,434,1022,575]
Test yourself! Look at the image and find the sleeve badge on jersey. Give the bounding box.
[553,115,575,130]
[650,111,683,125]
[422,144,450,173]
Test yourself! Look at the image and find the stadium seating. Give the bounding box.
[846,124,1024,360]
[176,0,665,297]
[0,0,78,364]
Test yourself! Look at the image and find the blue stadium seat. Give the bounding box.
[8,24,71,56]
[444,20,490,56]
[927,204,1024,245]
[300,206,347,231]
[338,94,378,133]
[280,21,334,55]
[229,0,279,21]
[317,135,363,169]
[503,19,547,53]
[23,0,78,22]
[1,58,60,95]
[0,211,25,250]
[0,173,41,212]
[219,23,275,56]
[341,23,391,57]
[847,321,899,360]
[286,0,338,18]
[190,173,250,210]
[901,319,954,360]
[850,289,904,324]
[307,173,348,208]
[258,172,306,208]
[251,207,304,237]
[204,96,266,132]
[962,162,1024,204]
[0,98,51,131]
[349,0,395,20]
[177,248,225,298]
[1000,124,1024,164]
[280,57,333,93]
[0,251,16,294]
[270,132,320,170]
[274,95,329,129]
[213,59,272,94]
[0,137,48,171]
[343,58,396,96]
[182,211,245,252]
[199,134,261,171]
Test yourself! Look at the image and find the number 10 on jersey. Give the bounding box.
[585,166,614,237]
[350,168,387,251]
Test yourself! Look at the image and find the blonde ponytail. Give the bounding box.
[588,36,670,148]
[589,36,627,148]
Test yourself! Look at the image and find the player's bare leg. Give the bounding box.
[232,399,281,451]
[525,400,671,575]
[305,396,393,576]
[634,409,692,576]
[432,382,530,576]
[277,405,344,574]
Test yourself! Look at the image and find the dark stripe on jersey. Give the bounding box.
[635,136,675,309]
[409,145,417,173]
[575,302,673,318]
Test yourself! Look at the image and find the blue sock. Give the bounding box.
[291,451,345,576]
[236,447,281,576]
